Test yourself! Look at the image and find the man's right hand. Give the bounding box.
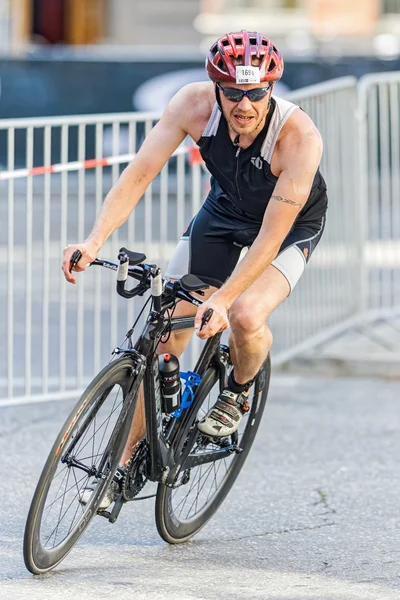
[62,242,99,284]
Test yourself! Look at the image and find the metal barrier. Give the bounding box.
[358,72,400,313]
[0,112,206,403]
[382,0,400,14]
[1,73,397,404]
[272,77,360,362]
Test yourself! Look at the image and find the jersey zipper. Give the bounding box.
[235,147,243,203]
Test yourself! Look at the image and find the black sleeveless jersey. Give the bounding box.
[196,96,328,228]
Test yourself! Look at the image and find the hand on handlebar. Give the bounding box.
[62,242,99,284]
[194,296,230,339]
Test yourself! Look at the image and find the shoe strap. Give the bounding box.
[209,410,236,427]
[221,384,252,411]
[214,400,242,421]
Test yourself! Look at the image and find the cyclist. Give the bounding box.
[62,30,327,507]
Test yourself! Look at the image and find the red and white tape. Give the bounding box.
[0,146,203,182]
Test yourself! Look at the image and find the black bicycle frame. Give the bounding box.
[88,253,227,485]
[121,309,223,484]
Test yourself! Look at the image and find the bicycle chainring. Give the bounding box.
[121,439,148,501]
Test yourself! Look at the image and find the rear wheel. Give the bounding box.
[23,356,138,574]
[155,350,270,543]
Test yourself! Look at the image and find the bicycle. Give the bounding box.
[23,247,271,574]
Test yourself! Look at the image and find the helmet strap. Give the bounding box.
[215,85,222,110]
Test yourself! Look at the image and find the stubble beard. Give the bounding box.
[225,103,270,138]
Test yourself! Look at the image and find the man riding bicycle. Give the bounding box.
[62,30,328,508]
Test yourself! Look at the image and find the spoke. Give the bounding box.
[42,467,69,527]
[198,391,213,420]
[194,465,202,515]
[89,387,122,463]
[180,462,214,518]
[72,452,105,462]
[184,463,215,519]
[73,387,114,456]
[172,451,229,518]
[206,459,224,503]
[50,464,70,481]
[174,470,201,517]
[43,478,91,547]
[73,395,122,460]
[43,471,89,514]
[91,411,96,471]
[49,466,72,547]
[173,448,233,520]
[66,468,87,536]
[174,461,211,517]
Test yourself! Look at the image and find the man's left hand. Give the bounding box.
[194,295,229,339]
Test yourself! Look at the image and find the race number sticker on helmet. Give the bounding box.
[236,66,260,84]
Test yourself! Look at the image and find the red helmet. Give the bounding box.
[206,30,283,83]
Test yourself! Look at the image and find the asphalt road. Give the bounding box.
[0,372,399,599]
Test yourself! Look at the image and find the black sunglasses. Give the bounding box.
[216,83,273,103]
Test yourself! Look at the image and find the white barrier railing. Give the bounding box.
[0,112,206,403]
[358,72,400,313]
[1,73,398,403]
[272,77,360,362]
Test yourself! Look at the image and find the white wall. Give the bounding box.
[106,0,202,47]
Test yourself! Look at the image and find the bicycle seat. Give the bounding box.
[180,274,209,292]
[119,247,146,266]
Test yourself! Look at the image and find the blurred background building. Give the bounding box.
[0,0,400,55]
[1,0,400,119]
[1,0,400,57]
[196,0,400,57]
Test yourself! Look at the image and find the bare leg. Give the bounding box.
[120,385,146,465]
[228,265,290,385]
[229,324,272,385]
[119,286,217,465]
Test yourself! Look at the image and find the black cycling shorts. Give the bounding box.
[166,205,325,292]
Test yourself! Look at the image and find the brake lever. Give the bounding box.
[200,308,213,331]
[70,249,82,272]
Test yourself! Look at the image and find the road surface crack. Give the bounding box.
[313,488,336,521]
[220,521,335,543]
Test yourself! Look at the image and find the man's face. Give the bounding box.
[217,82,273,137]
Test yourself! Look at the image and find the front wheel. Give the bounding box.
[23,356,138,574]
[155,351,270,543]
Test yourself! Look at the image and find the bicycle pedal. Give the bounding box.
[226,444,243,454]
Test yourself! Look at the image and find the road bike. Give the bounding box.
[23,247,270,574]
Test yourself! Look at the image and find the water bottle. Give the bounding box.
[158,353,181,413]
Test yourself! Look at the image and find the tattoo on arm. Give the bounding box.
[271,195,304,208]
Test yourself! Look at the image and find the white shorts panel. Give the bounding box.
[271,245,306,292]
[165,238,190,280]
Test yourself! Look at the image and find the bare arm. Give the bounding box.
[62,87,192,282]
[214,126,323,309]
[85,107,187,251]
[195,122,323,336]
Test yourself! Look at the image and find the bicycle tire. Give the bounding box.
[155,351,270,543]
[23,356,138,574]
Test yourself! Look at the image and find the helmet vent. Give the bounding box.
[234,37,242,44]
[262,40,269,46]
[218,59,227,71]
[222,40,229,46]
[269,58,276,70]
